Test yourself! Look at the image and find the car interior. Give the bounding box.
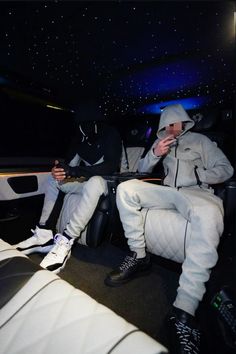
[0,1,235,354]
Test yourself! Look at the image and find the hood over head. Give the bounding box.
[157,104,195,139]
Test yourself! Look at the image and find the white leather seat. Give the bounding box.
[0,239,168,354]
[142,208,191,263]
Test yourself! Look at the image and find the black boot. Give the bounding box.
[168,307,201,354]
[104,251,151,287]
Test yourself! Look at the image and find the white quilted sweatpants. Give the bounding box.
[116,179,224,316]
[40,175,108,239]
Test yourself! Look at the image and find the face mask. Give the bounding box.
[78,121,98,144]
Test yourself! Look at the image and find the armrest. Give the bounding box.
[223,179,236,235]
[212,178,236,236]
[108,172,163,184]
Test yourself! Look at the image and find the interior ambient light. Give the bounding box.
[46,104,65,110]
[234,12,236,38]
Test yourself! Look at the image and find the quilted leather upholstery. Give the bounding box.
[0,240,168,354]
[142,208,191,263]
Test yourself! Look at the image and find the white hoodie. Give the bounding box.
[138,104,234,189]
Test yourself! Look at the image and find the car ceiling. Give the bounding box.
[0,1,235,118]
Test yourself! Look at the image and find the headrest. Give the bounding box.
[122,121,153,147]
[190,108,219,132]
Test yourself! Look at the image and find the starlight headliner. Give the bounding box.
[0,1,234,117]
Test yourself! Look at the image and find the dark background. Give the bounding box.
[0,1,235,165]
[0,1,235,114]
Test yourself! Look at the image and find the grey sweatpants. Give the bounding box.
[40,175,108,239]
[116,179,224,316]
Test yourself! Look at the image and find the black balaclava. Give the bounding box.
[78,121,99,145]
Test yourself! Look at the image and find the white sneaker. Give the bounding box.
[40,234,74,274]
[14,226,54,255]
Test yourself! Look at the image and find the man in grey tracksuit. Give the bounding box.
[105,104,234,354]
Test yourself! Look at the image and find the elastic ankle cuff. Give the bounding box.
[38,224,51,231]
[130,248,146,259]
[63,232,73,241]
[173,292,199,316]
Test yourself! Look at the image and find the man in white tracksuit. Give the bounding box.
[15,121,122,274]
[105,104,234,354]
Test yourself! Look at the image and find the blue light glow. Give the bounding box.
[137,96,211,115]
[114,57,212,98]
[145,127,152,139]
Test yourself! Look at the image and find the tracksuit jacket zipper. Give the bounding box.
[173,141,201,188]
[174,141,179,188]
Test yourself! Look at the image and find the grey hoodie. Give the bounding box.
[138,104,234,189]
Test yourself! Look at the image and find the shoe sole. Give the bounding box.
[104,266,152,287]
[17,245,54,255]
[41,250,72,274]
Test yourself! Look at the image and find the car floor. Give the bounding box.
[0,196,235,354]
[29,237,234,354]
[29,240,179,349]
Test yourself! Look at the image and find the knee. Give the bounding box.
[85,176,108,196]
[195,202,224,239]
[117,179,138,201]
[206,203,224,222]
[208,204,224,233]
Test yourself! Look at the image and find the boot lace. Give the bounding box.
[119,255,138,271]
[172,317,201,354]
[30,227,39,238]
[47,234,72,258]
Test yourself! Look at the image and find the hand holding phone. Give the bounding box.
[52,160,69,181]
